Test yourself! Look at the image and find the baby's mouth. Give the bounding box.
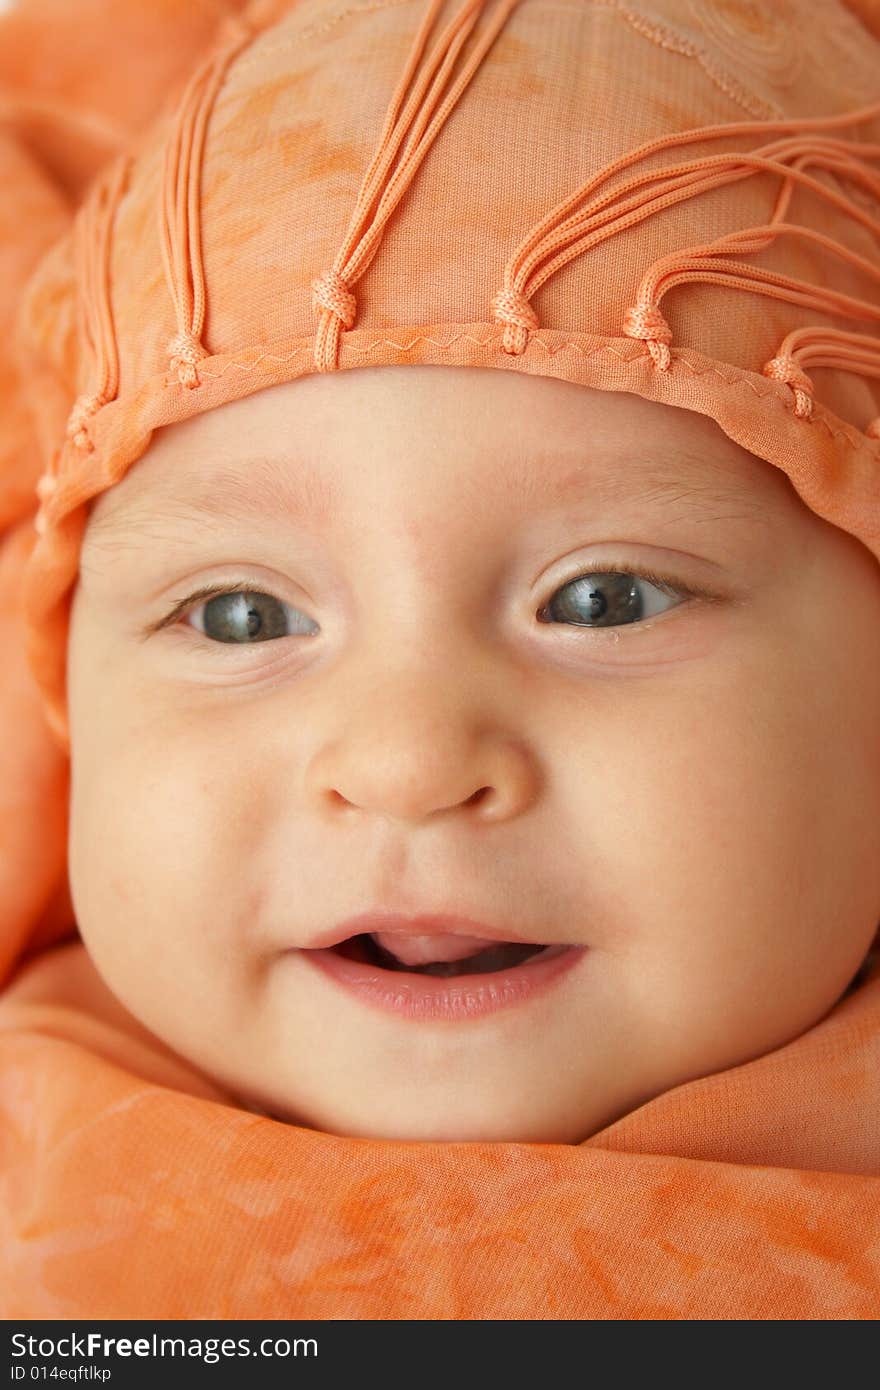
[331,933,561,977]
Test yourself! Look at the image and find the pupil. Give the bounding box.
[585,584,607,619]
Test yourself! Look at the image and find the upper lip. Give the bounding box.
[305,911,543,951]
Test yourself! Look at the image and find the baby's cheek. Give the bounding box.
[72,710,271,1022]
[68,737,187,983]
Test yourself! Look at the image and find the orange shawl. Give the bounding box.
[2,0,880,1318]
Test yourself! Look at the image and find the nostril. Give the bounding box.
[466,787,491,807]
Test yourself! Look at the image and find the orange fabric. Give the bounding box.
[2,0,880,1318]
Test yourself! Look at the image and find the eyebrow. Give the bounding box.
[514,447,772,527]
[84,444,773,545]
[86,455,337,544]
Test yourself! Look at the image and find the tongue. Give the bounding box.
[371,932,502,966]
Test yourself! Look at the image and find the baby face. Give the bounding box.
[67,366,880,1142]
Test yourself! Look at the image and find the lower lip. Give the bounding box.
[299,942,588,1022]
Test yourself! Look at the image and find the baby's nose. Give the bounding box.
[303,662,538,825]
[315,721,502,822]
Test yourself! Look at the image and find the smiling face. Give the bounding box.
[66,365,880,1142]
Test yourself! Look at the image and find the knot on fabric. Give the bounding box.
[312,270,357,330]
[167,330,208,389]
[762,355,815,419]
[64,392,105,452]
[866,417,880,440]
[491,287,539,356]
[491,287,539,330]
[622,303,673,371]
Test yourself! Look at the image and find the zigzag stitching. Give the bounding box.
[176,332,879,453]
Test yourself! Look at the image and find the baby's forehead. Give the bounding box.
[84,371,795,546]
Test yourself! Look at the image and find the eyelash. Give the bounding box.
[148,563,716,639]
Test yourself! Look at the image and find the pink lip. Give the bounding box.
[297,941,588,1023]
[307,911,544,951]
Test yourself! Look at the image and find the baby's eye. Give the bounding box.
[185,588,318,643]
[172,568,693,646]
[537,568,689,629]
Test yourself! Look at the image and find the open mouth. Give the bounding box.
[330,933,557,977]
[306,931,587,1022]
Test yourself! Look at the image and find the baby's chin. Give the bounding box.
[209,1067,640,1144]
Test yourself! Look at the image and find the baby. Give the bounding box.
[65,362,880,1143]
